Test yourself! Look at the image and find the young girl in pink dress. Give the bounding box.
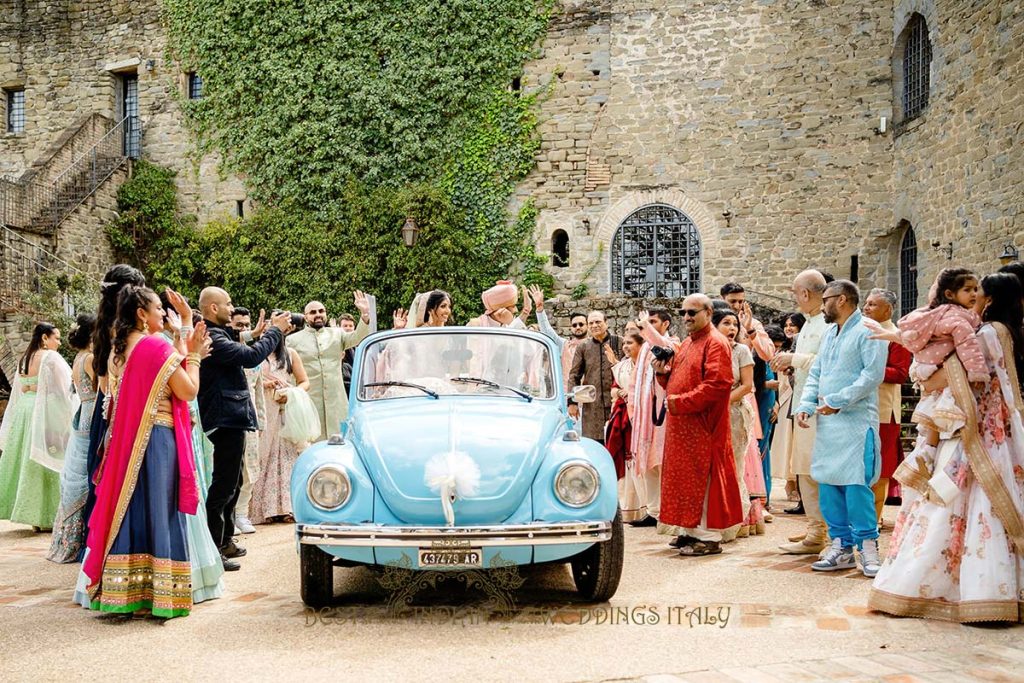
[871,268,988,505]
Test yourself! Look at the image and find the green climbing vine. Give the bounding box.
[128,0,557,316]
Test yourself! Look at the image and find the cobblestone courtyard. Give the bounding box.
[2,493,1022,682]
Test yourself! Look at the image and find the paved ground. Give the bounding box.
[2,496,1023,682]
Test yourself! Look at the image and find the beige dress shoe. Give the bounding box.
[779,538,827,554]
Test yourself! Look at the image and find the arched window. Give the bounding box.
[551,229,569,267]
[899,224,918,318]
[895,13,932,124]
[611,204,701,298]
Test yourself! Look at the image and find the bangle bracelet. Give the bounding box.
[186,353,202,366]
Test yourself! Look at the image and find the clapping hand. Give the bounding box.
[769,352,794,372]
[353,290,371,323]
[186,321,211,359]
[166,308,182,335]
[165,288,193,327]
[393,308,408,329]
[603,342,618,365]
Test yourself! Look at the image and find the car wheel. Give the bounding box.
[570,509,624,602]
[300,543,334,607]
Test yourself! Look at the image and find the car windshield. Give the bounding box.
[358,332,556,401]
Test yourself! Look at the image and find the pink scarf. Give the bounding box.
[83,335,198,590]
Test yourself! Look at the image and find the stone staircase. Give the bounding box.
[0,113,136,236]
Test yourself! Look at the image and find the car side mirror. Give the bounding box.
[570,385,597,404]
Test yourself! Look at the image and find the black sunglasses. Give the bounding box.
[682,308,704,317]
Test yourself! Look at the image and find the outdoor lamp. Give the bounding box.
[401,216,419,247]
[999,242,1019,265]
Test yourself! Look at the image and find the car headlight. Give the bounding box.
[307,466,351,511]
[554,461,599,507]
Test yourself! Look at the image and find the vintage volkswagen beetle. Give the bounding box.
[291,327,623,606]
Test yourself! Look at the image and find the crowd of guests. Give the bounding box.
[1,264,1023,625]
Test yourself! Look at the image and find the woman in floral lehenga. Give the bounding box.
[868,273,1024,623]
[0,323,75,530]
[47,314,96,562]
[250,324,310,524]
[80,286,209,619]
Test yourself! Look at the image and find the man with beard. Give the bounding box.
[198,288,291,566]
[794,280,886,576]
[720,282,775,362]
[287,293,371,443]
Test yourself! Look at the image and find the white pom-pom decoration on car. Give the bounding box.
[425,450,481,527]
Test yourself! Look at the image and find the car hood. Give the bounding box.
[351,398,563,525]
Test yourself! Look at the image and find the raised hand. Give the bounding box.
[739,302,754,330]
[187,321,211,358]
[252,309,268,338]
[165,288,193,327]
[166,308,182,335]
[636,309,650,328]
[520,286,533,319]
[527,284,545,312]
[353,290,371,322]
[393,308,408,329]
[603,342,617,365]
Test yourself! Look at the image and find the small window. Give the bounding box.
[236,200,245,218]
[511,76,522,93]
[188,72,204,100]
[5,88,25,133]
[849,254,859,283]
[897,14,932,123]
[551,229,569,267]
[899,224,918,318]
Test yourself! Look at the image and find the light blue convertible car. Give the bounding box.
[291,327,623,606]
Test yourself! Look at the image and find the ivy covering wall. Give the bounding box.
[117,0,555,317]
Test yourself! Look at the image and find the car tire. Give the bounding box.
[300,543,334,607]
[569,509,624,602]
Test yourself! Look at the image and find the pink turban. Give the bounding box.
[482,280,517,314]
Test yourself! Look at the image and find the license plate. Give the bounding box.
[418,548,483,567]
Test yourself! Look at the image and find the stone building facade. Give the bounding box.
[517,0,1022,315]
[1,0,248,230]
[1,0,1020,327]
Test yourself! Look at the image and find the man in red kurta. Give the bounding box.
[655,294,743,556]
[862,289,912,522]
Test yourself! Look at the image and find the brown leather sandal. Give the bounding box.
[678,541,722,556]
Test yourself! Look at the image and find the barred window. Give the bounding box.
[5,88,25,133]
[188,72,204,100]
[900,14,932,122]
[899,225,918,318]
[611,204,701,298]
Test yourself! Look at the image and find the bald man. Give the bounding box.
[198,287,292,566]
[770,270,830,554]
[287,292,371,442]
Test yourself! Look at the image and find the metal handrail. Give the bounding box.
[51,115,134,187]
[2,223,85,275]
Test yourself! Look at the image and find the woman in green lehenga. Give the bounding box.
[0,323,76,530]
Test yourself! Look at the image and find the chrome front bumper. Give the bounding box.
[296,521,612,547]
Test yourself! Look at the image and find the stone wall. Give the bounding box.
[0,0,247,224]
[867,0,1023,292]
[518,0,1022,312]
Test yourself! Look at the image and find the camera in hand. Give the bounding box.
[651,345,674,362]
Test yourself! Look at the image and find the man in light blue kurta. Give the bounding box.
[794,280,886,577]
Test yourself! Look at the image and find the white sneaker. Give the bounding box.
[860,538,881,578]
[235,516,256,534]
[811,538,856,571]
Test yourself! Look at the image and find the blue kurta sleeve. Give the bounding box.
[822,332,886,411]
[795,347,823,417]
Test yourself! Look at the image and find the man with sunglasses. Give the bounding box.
[287,293,371,443]
[653,294,742,556]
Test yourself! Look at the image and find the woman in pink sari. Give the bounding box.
[81,286,209,619]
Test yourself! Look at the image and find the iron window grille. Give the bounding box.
[612,204,701,298]
[188,73,204,100]
[899,226,918,319]
[6,89,25,133]
[901,14,932,122]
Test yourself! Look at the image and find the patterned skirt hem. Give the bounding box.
[868,588,1024,623]
[89,598,190,619]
